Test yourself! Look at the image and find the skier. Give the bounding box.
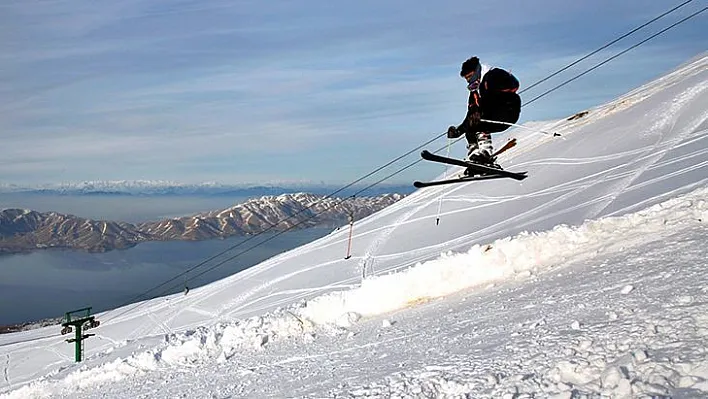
[447,56,521,167]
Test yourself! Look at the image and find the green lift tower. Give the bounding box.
[60,307,100,362]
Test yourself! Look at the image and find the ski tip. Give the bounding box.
[413,181,425,188]
[420,150,432,157]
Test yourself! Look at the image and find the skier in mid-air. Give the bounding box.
[446,56,521,167]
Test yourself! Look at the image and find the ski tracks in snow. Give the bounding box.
[585,83,708,219]
[358,184,463,277]
[219,188,451,316]
[2,355,8,385]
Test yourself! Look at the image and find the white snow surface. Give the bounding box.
[1,54,707,398]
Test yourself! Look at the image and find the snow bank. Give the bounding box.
[2,313,314,399]
[298,187,708,325]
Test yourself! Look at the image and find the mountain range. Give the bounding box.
[0,192,403,254]
[0,181,414,197]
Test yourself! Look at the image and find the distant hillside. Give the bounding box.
[0,192,404,254]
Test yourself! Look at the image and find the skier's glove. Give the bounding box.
[447,125,462,139]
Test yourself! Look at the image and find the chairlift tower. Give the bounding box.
[60,307,100,362]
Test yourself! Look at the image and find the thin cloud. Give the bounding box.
[1,0,705,185]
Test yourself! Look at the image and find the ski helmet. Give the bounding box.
[460,56,481,78]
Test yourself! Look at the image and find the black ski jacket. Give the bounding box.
[457,68,521,135]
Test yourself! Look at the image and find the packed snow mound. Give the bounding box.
[1,53,707,398]
[299,187,708,325]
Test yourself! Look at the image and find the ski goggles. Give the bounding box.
[464,65,482,91]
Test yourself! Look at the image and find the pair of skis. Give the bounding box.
[413,138,527,188]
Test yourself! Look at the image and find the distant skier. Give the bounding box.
[447,56,521,166]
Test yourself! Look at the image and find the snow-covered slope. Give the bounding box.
[1,54,707,398]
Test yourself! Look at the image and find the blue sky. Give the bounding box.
[1,0,706,186]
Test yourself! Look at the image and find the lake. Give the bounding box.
[0,227,332,325]
[0,194,332,325]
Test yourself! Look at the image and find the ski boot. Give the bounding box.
[464,133,500,175]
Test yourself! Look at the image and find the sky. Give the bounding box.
[1,55,707,397]
[1,0,706,186]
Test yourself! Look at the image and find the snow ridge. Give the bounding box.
[298,187,707,325]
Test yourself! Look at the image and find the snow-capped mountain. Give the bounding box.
[140,192,403,240]
[0,209,147,254]
[1,54,707,398]
[1,180,305,195]
[0,180,412,197]
[0,193,402,254]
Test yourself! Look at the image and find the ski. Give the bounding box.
[413,173,512,188]
[420,150,528,181]
[492,138,517,158]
